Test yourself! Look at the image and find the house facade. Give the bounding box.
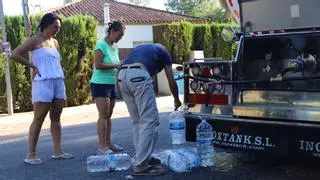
[49,0,206,60]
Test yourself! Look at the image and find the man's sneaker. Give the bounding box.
[149,157,161,165]
[133,164,166,176]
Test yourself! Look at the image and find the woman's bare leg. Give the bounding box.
[95,97,110,152]
[49,99,64,155]
[106,98,116,146]
[27,102,51,159]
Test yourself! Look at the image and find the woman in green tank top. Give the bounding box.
[90,21,125,154]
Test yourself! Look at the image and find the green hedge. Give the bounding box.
[213,23,237,60]
[192,24,213,58]
[153,22,193,64]
[55,16,97,107]
[3,16,32,112]
[0,15,97,113]
[153,22,237,63]
[0,54,6,111]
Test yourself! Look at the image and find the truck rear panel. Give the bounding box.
[185,113,320,160]
[183,30,320,161]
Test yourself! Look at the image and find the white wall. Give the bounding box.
[157,69,171,95]
[157,64,184,95]
[97,24,154,48]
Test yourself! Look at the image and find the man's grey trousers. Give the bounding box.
[118,67,159,167]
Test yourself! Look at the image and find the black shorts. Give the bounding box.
[90,83,117,98]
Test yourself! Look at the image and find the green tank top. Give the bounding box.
[90,39,120,84]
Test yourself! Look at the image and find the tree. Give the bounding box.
[191,0,229,23]
[129,0,151,6]
[165,0,198,15]
[218,0,232,19]
[165,0,231,23]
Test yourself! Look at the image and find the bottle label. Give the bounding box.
[169,121,185,130]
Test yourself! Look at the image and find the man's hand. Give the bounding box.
[174,99,182,110]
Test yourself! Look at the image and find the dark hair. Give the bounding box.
[38,13,61,32]
[106,21,124,33]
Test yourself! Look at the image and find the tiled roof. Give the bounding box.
[48,0,207,25]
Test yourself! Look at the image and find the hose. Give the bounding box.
[174,75,320,85]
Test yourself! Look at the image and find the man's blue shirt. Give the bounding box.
[123,44,172,75]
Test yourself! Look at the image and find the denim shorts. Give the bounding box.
[90,83,117,99]
[32,78,67,103]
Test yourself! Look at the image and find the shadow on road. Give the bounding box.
[1,112,320,180]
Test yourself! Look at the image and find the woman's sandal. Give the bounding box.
[108,144,124,152]
[24,152,44,165]
[24,158,44,165]
[97,149,113,155]
[51,152,73,160]
[133,165,166,176]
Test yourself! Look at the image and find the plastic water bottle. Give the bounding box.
[196,117,214,167]
[176,148,200,167]
[167,150,191,173]
[87,153,132,172]
[169,110,186,144]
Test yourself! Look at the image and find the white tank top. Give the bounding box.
[31,48,64,81]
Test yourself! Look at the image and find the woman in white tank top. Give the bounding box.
[10,13,73,165]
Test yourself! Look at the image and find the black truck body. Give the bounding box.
[184,0,320,160]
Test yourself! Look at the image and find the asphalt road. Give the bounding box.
[1,112,320,180]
